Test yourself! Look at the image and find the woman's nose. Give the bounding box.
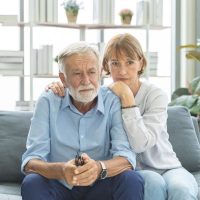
[118,64,127,75]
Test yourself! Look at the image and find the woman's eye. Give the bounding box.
[127,60,134,65]
[111,61,119,66]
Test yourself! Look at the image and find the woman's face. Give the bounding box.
[108,51,142,88]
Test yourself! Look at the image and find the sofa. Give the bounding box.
[0,106,200,200]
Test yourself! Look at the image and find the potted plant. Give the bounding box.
[61,0,83,24]
[119,9,133,25]
[169,44,200,117]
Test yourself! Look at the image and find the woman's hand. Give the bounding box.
[45,81,65,97]
[108,81,136,107]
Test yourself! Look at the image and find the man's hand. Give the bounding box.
[108,81,135,107]
[72,153,101,186]
[45,81,65,97]
[61,159,77,186]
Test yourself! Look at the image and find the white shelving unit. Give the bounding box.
[0,0,172,110]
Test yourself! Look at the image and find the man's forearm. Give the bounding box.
[103,156,133,177]
[24,159,64,180]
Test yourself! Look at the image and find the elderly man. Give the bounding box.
[21,42,144,200]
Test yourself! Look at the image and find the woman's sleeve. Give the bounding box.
[122,88,168,153]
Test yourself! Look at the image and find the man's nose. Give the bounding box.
[81,73,90,85]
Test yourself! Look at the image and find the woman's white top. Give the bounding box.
[122,81,181,171]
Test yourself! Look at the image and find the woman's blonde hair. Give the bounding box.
[102,33,147,76]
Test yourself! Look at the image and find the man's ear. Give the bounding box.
[59,72,68,88]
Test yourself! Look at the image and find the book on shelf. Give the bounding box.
[0,51,24,75]
[32,49,38,75]
[152,0,163,26]
[29,0,58,23]
[33,45,53,75]
[0,50,24,57]
[47,0,54,23]
[16,101,36,111]
[136,0,163,26]
[136,0,150,26]
[39,0,46,23]
[145,51,158,76]
[0,15,18,25]
[0,57,23,63]
[0,69,23,76]
[0,63,23,70]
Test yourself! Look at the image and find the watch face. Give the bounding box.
[101,169,107,179]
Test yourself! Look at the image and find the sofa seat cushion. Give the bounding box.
[167,106,200,172]
[0,111,32,182]
[0,183,21,195]
[0,194,21,200]
[192,171,200,200]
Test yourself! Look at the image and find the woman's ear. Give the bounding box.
[59,72,68,88]
[138,58,144,76]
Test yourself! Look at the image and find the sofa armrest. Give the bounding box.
[192,116,200,143]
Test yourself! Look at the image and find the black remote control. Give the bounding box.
[75,152,84,166]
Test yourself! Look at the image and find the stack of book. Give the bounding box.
[32,45,53,75]
[136,0,163,26]
[0,51,24,75]
[149,52,158,76]
[29,0,58,23]
[0,15,18,25]
[144,52,158,76]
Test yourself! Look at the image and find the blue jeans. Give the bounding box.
[139,167,198,200]
[21,170,144,200]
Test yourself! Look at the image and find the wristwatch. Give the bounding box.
[99,161,107,179]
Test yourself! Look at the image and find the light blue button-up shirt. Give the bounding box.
[21,86,136,189]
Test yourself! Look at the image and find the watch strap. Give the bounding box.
[99,161,107,179]
[99,161,106,170]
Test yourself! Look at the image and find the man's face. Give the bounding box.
[62,52,100,103]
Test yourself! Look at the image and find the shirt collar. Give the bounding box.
[61,88,105,115]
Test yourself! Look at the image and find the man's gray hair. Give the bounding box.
[58,42,100,72]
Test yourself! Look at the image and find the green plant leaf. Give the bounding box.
[189,76,200,95]
[171,87,190,100]
[178,44,200,49]
[186,51,200,62]
[189,97,200,115]
[169,95,199,109]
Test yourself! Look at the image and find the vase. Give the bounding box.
[65,10,79,24]
[121,15,132,25]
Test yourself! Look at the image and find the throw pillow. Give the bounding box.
[0,111,32,182]
[167,106,200,172]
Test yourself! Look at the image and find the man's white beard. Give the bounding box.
[68,84,99,103]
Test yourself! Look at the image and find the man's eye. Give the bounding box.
[89,71,96,74]
[74,73,81,76]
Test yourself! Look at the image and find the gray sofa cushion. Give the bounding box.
[192,116,200,143]
[0,111,32,182]
[167,106,200,172]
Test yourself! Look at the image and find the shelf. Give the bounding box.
[33,22,171,30]
[3,22,171,30]
[0,74,58,78]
